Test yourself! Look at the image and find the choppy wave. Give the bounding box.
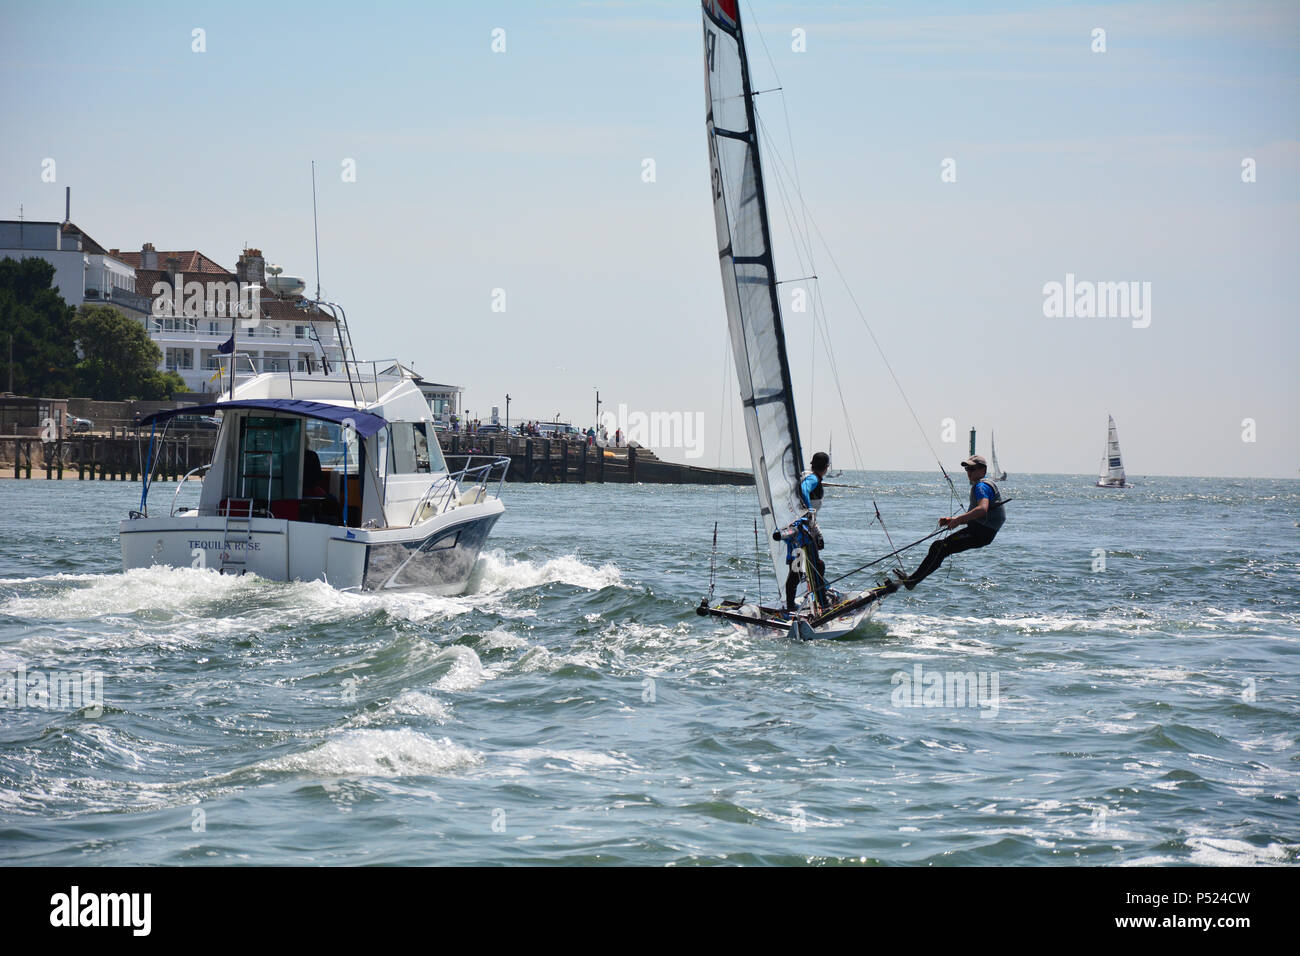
[255,729,481,778]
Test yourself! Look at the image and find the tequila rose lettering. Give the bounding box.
[188,539,261,551]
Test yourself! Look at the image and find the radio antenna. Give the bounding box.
[311,160,322,300]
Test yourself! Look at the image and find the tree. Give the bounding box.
[0,256,78,396]
[70,304,185,400]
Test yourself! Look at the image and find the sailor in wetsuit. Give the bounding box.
[775,451,830,612]
[894,454,1004,590]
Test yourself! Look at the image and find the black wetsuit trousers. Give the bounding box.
[785,542,827,611]
[908,524,997,585]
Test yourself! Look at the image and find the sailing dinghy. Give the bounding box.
[1096,415,1127,488]
[990,432,1007,481]
[695,0,897,640]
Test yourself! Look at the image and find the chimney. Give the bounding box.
[141,242,157,269]
[236,248,265,287]
[64,186,70,224]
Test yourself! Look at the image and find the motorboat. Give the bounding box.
[121,353,507,594]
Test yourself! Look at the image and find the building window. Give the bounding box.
[153,317,198,334]
[165,348,194,370]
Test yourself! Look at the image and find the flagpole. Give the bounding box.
[230,309,236,401]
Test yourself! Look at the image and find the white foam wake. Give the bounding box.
[468,550,622,594]
[256,728,480,778]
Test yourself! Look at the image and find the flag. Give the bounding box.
[209,368,222,383]
[218,334,235,354]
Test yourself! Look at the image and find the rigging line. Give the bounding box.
[757,123,826,452]
[741,0,816,306]
[753,114,958,500]
[743,64,871,495]
[762,112,932,560]
[720,322,742,563]
[762,135,888,583]
[709,520,718,601]
[756,112,868,480]
[820,526,947,587]
[713,317,731,527]
[872,499,907,574]
[824,497,1015,588]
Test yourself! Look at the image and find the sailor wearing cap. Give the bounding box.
[893,454,1005,591]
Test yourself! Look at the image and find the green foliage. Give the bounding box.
[71,304,182,400]
[0,256,78,396]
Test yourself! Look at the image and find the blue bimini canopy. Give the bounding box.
[139,399,388,437]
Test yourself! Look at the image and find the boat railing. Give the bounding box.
[169,463,213,516]
[409,455,510,526]
[215,352,416,404]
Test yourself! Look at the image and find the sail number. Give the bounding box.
[706,29,716,72]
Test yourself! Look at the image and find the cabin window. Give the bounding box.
[387,422,444,474]
[304,419,359,475]
[237,416,302,504]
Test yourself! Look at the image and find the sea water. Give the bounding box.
[0,473,1296,865]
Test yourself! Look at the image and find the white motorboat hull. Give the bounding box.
[120,498,504,594]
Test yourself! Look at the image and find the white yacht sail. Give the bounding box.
[990,432,1006,481]
[1097,415,1127,488]
[703,0,803,585]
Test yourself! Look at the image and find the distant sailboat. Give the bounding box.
[990,431,1007,481]
[827,432,843,478]
[1096,415,1127,488]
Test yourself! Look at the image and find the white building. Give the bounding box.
[122,246,346,394]
[381,362,463,420]
[0,220,150,320]
[3,218,456,404]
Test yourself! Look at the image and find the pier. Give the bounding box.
[1,431,751,486]
[439,434,751,485]
[1,433,205,481]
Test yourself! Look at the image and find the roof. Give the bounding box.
[60,221,110,257]
[380,362,460,390]
[118,249,231,273]
[132,270,336,323]
[139,399,386,437]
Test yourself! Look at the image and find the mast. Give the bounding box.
[703,0,806,584]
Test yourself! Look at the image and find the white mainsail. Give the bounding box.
[990,432,1006,480]
[1099,415,1126,486]
[703,0,804,585]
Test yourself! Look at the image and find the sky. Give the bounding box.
[2,0,1296,478]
